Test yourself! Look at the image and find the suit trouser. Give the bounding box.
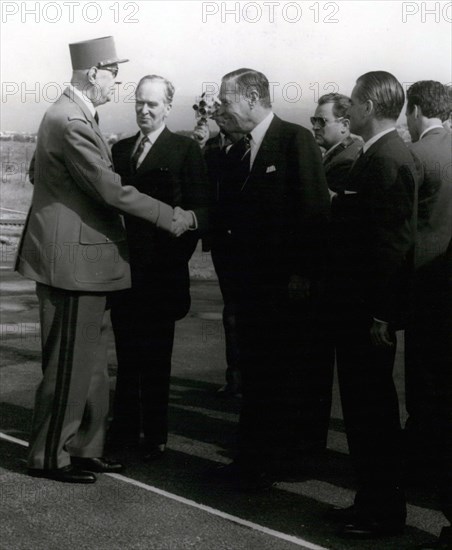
[404,259,452,522]
[334,308,406,518]
[211,245,241,386]
[28,283,110,470]
[110,289,175,447]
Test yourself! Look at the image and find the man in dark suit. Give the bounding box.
[326,71,418,537]
[211,68,330,488]
[403,81,452,550]
[108,75,210,460]
[15,38,192,484]
[312,93,363,194]
[301,93,363,454]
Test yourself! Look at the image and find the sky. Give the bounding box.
[1,0,451,134]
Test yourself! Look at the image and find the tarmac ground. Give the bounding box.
[0,245,447,550]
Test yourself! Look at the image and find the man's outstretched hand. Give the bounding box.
[171,206,195,237]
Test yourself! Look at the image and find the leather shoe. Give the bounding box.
[417,527,452,549]
[71,457,124,473]
[325,504,359,523]
[27,465,96,484]
[340,518,405,538]
[143,444,166,461]
[211,462,275,491]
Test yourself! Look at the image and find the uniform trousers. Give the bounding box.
[28,283,110,470]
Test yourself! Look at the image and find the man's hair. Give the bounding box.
[355,71,405,121]
[406,80,451,122]
[136,75,175,104]
[318,93,351,118]
[222,68,272,108]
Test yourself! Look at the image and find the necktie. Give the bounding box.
[227,134,251,189]
[94,111,99,125]
[131,136,148,173]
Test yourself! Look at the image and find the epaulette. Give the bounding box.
[67,115,88,124]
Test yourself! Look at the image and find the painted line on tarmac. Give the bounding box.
[1,431,444,537]
[0,432,28,447]
[108,472,330,550]
[0,431,327,549]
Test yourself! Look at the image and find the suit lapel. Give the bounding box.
[137,127,173,174]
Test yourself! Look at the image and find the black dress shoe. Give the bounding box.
[325,504,359,523]
[211,462,275,491]
[71,457,124,473]
[340,517,405,538]
[417,527,452,549]
[143,444,166,462]
[27,465,96,484]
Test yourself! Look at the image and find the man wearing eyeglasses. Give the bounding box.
[293,94,364,459]
[15,37,192,484]
[311,93,362,195]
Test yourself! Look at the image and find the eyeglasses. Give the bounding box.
[310,116,345,128]
[98,65,119,78]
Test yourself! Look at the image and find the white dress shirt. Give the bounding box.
[248,112,275,168]
[362,127,395,154]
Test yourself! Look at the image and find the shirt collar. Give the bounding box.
[419,124,444,141]
[139,123,166,145]
[323,137,346,161]
[363,127,395,153]
[249,111,274,150]
[68,84,96,117]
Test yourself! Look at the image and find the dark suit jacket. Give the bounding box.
[212,114,330,301]
[409,127,452,270]
[330,130,419,324]
[323,136,362,192]
[112,127,210,319]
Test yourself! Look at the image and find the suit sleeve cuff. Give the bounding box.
[188,210,198,231]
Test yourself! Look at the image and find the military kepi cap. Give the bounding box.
[69,36,129,70]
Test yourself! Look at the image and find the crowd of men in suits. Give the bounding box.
[15,36,451,548]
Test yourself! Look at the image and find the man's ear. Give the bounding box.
[165,102,173,116]
[247,89,260,109]
[341,118,350,133]
[87,67,98,84]
[364,99,374,117]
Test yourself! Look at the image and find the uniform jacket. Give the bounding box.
[212,114,330,299]
[15,88,174,291]
[112,127,210,319]
[330,130,418,324]
[409,127,452,269]
[323,136,362,192]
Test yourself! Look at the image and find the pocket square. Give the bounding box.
[266,165,276,173]
[343,190,358,195]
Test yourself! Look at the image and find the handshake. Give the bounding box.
[171,206,196,237]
